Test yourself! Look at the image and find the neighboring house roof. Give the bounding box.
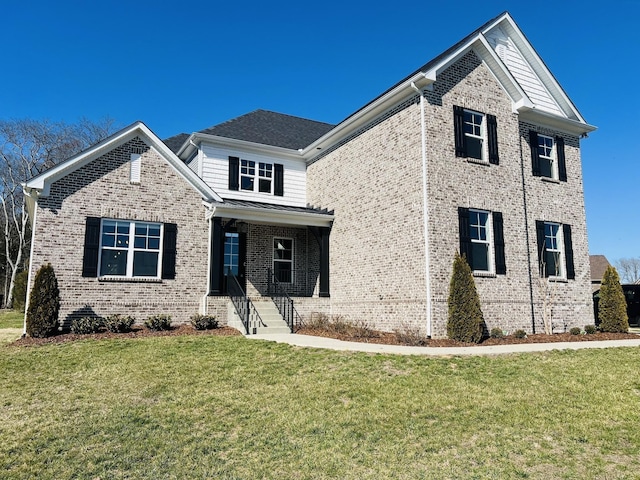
[590,255,611,282]
[198,110,335,150]
[23,122,223,221]
[164,133,190,154]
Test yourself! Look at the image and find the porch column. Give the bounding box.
[209,217,224,295]
[319,227,330,297]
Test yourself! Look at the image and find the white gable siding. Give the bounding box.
[486,27,564,117]
[201,144,307,207]
[187,155,199,175]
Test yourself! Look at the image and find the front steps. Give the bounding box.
[228,299,292,335]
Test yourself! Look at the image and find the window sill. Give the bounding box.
[466,158,490,167]
[540,177,560,184]
[547,277,568,283]
[473,271,496,278]
[98,276,162,283]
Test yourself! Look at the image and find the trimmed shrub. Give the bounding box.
[447,253,484,343]
[190,314,218,330]
[144,314,172,331]
[26,264,60,338]
[12,270,28,312]
[569,327,581,335]
[513,329,527,339]
[104,314,135,333]
[598,266,629,333]
[584,324,597,335]
[70,317,103,334]
[490,327,505,339]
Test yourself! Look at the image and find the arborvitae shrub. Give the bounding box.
[104,314,135,333]
[70,317,103,334]
[190,314,218,330]
[598,266,629,333]
[144,314,172,331]
[26,264,60,338]
[447,252,484,343]
[11,270,28,312]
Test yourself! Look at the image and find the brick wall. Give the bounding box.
[28,137,210,328]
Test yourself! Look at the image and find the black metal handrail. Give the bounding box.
[266,269,319,297]
[227,273,265,335]
[267,269,302,333]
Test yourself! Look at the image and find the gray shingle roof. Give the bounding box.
[590,255,611,282]
[199,110,335,150]
[163,133,190,154]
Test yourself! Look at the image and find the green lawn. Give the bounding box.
[1,336,639,479]
[0,309,23,329]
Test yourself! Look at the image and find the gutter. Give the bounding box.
[410,82,432,337]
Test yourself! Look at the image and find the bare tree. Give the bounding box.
[615,257,640,284]
[0,118,116,308]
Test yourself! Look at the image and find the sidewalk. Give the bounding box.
[247,332,640,356]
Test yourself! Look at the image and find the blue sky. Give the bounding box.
[2,0,638,262]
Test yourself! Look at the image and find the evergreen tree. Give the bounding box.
[447,252,484,343]
[598,265,629,333]
[26,264,60,337]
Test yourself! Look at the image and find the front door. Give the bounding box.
[223,232,246,293]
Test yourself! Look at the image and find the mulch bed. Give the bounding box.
[9,324,639,348]
[296,327,639,348]
[11,324,241,347]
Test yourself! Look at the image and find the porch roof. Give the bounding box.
[208,199,334,228]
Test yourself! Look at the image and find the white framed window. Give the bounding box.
[240,159,255,191]
[273,237,293,283]
[258,162,272,193]
[537,134,557,179]
[463,109,485,160]
[469,209,493,274]
[542,222,565,278]
[99,219,163,278]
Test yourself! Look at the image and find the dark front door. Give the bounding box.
[223,232,246,293]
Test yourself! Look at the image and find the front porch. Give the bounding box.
[205,200,333,333]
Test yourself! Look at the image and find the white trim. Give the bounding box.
[23,198,38,336]
[209,203,333,228]
[469,209,495,275]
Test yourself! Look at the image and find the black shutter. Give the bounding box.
[458,207,473,267]
[492,211,506,274]
[563,224,575,280]
[274,163,284,196]
[228,156,239,191]
[161,223,177,279]
[530,130,541,176]
[556,136,567,182]
[82,217,101,277]
[453,106,466,157]
[535,220,547,277]
[487,114,499,165]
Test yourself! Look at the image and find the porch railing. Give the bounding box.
[266,269,319,297]
[228,273,265,335]
[267,269,302,333]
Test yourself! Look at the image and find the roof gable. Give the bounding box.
[24,122,221,203]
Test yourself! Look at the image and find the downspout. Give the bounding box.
[22,189,39,337]
[411,82,432,337]
[203,204,214,314]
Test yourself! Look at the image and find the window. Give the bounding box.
[453,106,499,164]
[458,208,506,275]
[273,238,293,283]
[224,232,240,277]
[240,159,255,191]
[229,156,284,195]
[529,131,567,181]
[536,221,575,280]
[99,220,162,278]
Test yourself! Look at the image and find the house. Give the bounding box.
[23,12,596,338]
[589,255,611,292]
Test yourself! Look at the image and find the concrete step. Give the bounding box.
[228,299,292,335]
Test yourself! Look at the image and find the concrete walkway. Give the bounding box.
[246,332,640,356]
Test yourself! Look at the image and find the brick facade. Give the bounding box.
[28,137,210,327]
[307,50,592,337]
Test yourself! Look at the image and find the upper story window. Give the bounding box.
[458,207,506,275]
[536,221,575,280]
[453,106,499,165]
[529,131,567,181]
[229,156,284,196]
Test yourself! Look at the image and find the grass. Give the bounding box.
[0,309,23,329]
[1,336,640,479]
